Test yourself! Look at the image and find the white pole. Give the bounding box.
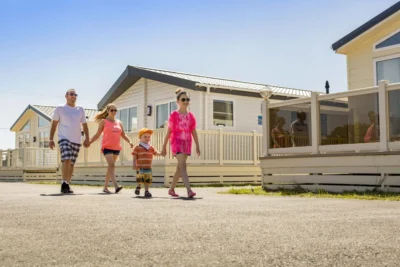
[378,80,389,152]
[311,92,320,154]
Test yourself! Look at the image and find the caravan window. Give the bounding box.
[213,100,233,127]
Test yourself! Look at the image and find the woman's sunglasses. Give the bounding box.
[109,109,118,112]
[180,98,190,102]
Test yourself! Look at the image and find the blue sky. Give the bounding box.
[0,0,398,149]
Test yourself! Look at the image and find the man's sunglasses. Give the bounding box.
[68,93,78,97]
[180,98,190,102]
[109,109,118,112]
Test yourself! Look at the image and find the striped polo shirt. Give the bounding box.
[132,144,158,169]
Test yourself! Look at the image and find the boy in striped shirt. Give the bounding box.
[132,128,163,197]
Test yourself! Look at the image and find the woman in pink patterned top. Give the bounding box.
[161,88,200,198]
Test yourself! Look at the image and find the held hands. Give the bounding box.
[161,147,167,157]
[196,145,201,156]
[83,138,90,148]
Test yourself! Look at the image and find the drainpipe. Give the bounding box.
[259,89,273,157]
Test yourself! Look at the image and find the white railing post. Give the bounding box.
[0,149,2,169]
[252,130,257,165]
[43,149,46,166]
[219,128,223,165]
[311,92,321,154]
[22,145,27,168]
[84,147,88,166]
[7,150,11,168]
[378,80,389,152]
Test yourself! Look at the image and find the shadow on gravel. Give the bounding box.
[170,197,203,201]
[132,196,203,200]
[133,196,171,199]
[40,193,84,196]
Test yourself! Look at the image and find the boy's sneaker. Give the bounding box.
[144,191,152,198]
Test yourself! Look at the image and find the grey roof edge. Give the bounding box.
[140,66,314,94]
[10,105,54,131]
[97,65,316,109]
[139,66,267,87]
[332,1,400,51]
[10,105,32,131]
[10,105,98,131]
[97,66,202,109]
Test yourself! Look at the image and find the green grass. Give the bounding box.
[221,186,400,201]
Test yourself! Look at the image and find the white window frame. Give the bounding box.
[115,104,139,132]
[20,119,31,132]
[154,99,177,129]
[38,114,50,129]
[373,29,400,52]
[373,53,400,85]
[211,97,236,129]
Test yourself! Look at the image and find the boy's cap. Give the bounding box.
[139,128,153,138]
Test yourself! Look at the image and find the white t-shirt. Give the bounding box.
[52,104,87,144]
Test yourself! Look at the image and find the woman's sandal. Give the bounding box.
[102,188,112,194]
[135,186,141,196]
[115,186,123,194]
[188,190,196,198]
[144,191,152,198]
[168,189,179,197]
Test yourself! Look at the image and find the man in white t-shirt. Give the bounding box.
[49,89,90,193]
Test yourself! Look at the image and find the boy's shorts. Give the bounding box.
[136,168,152,185]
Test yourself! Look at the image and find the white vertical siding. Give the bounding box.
[113,78,145,129]
[146,80,203,130]
[112,79,266,133]
[207,93,263,133]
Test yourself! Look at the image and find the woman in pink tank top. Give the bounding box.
[89,103,133,194]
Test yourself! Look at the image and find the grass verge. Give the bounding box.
[221,186,400,201]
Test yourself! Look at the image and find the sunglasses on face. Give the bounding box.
[180,98,190,102]
[68,93,78,97]
[109,109,117,112]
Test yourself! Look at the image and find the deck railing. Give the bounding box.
[0,147,58,169]
[261,80,400,156]
[74,129,262,167]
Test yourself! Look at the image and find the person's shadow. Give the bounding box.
[40,193,84,197]
[133,196,203,201]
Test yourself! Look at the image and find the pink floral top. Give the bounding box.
[168,110,196,156]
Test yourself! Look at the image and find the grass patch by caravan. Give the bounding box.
[221,186,400,201]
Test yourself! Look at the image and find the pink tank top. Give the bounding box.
[101,119,122,151]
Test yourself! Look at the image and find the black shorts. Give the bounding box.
[102,148,120,156]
